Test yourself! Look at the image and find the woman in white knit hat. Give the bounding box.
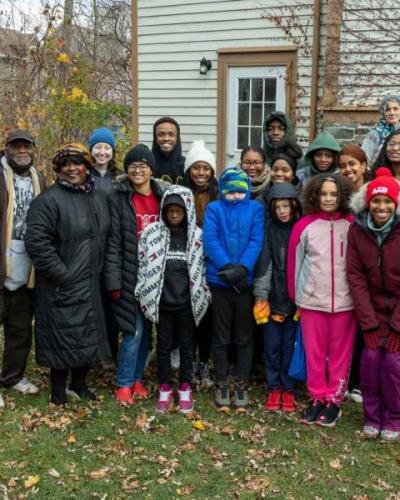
[183,140,219,227]
[183,140,219,387]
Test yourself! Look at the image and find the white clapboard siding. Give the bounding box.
[338,0,400,106]
[137,0,316,155]
[316,0,329,104]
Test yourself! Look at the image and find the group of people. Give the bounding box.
[1,95,400,443]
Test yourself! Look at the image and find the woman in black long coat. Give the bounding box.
[25,143,110,405]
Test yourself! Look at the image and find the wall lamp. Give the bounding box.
[199,57,212,75]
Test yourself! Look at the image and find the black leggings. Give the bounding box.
[50,366,89,391]
[156,305,195,385]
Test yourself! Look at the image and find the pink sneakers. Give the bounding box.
[156,384,174,413]
[156,383,194,413]
[178,383,194,414]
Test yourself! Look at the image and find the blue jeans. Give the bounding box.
[262,316,296,391]
[116,312,151,387]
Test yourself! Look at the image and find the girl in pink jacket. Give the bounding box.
[287,173,356,427]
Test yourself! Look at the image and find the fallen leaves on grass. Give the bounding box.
[192,420,207,431]
[90,469,109,480]
[135,409,154,433]
[48,468,60,478]
[122,476,141,491]
[135,409,164,433]
[24,475,40,488]
[176,485,195,495]
[218,406,231,414]
[235,407,248,414]
[239,424,268,444]
[104,440,131,457]
[220,425,235,436]
[185,410,203,420]
[21,409,42,431]
[205,445,229,469]
[235,475,270,498]
[173,436,198,455]
[67,434,76,444]
[42,414,72,430]
[329,458,343,470]
[246,449,268,462]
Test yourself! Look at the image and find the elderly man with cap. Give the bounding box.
[0,129,46,408]
[105,143,170,405]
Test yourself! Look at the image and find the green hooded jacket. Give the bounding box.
[297,132,341,188]
[263,111,294,165]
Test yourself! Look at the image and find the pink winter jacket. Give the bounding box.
[287,211,354,313]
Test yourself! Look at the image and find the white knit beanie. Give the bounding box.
[184,140,216,174]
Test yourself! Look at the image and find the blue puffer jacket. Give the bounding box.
[203,169,265,288]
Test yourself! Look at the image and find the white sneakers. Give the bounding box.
[11,377,40,395]
[0,378,40,408]
[349,389,363,404]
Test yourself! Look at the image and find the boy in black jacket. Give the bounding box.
[253,183,302,413]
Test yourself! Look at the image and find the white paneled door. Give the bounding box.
[226,66,286,165]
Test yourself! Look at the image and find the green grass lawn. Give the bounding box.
[1,361,400,500]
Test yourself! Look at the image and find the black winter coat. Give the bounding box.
[253,183,301,316]
[25,181,111,368]
[104,177,168,335]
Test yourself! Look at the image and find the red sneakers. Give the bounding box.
[282,391,296,413]
[131,381,149,399]
[265,390,281,412]
[115,387,134,406]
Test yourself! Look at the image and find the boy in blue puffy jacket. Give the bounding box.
[203,167,264,409]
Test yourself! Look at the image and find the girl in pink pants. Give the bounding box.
[287,173,356,427]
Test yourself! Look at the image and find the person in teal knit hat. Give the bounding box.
[297,131,341,190]
[203,167,264,410]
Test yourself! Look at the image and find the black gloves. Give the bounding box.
[217,264,249,293]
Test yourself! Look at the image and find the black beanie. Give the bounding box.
[124,144,155,172]
[271,153,298,174]
[271,138,302,174]
[163,194,186,211]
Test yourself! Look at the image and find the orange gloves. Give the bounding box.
[253,304,299,325]
[253,300,270,325]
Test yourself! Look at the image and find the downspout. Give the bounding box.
[309,0,321,141]
[131,0,139,143]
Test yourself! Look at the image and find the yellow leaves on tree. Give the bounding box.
[67,87,89,105]
[17,118,29,130]
[57,52,70,63]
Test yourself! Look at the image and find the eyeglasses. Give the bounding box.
[387,141,400,149]
[241,160,264,167]
[127,163,149,172]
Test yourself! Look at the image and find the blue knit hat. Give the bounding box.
[88,127,116,151]
[220,167,249,196]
